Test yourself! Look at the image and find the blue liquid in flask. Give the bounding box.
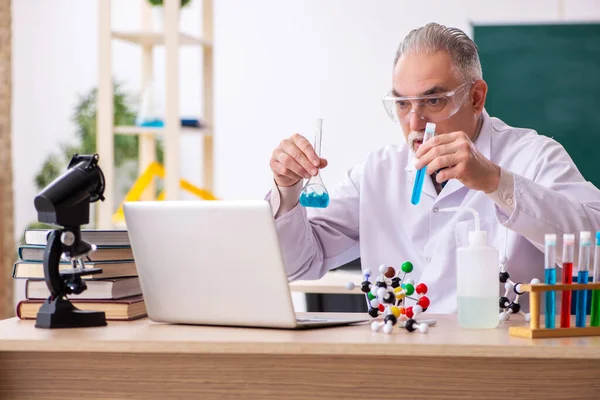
[299,118,329,209]
[299,191,330,208]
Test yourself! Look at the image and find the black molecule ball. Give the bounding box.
[405,319,417,332]
[368,307,380,318]
[361,281,372,293]
[383,292,395,304]
[508,302,521,314]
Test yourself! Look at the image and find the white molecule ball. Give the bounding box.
[413,305,423,316]
[371,321,382,332]
[524,313,531,322]
[505,282,514,291]
[370,286,379,296]
[530,278,540,285]
[514,283,522,293]
[379,264,388,274]
[383,322,394,334]
[362,268,372,276]
[500,255,508,266]
[418,323,429,333]
[499,312,510,322]
[345,282,355,291]
[405,279,415,286]
[370,299,380,308]
[377,287,387,298]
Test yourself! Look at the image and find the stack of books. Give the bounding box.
[12,229,147,321]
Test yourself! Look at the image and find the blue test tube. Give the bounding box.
[591,232,600,327]
[544,234,557,329]
[576,231,591,327]
[411,123,436,205]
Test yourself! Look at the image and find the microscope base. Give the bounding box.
[35,296,107,329]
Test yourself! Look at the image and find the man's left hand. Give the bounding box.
[414,131,500,193]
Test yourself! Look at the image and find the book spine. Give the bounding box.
[15,301,24,319]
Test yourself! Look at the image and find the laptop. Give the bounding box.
[122,200,368,329]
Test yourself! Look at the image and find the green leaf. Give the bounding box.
[147,0,192,7]
[34,153,66,191]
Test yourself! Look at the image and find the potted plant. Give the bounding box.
[147,0,192,31]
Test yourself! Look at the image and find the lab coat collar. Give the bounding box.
[404,110,493,202]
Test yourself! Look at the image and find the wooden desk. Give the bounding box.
[289,270,363,294]
[1,314,600,399]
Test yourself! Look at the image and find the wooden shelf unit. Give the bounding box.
[112,30,212,47]
[96,0,214,229]
[113,125,210,136]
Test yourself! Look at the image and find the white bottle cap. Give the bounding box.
[564,233,575,244]
[425,122,436,134]
[468,230,487,246]
[580,231,591,245]
[545,234,556,245]
[424,123,436,141]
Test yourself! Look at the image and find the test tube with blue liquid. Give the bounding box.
[544,234,557,329]
[576,231,591,327]
[411,123,436,205]
[299,118,330,208]
[591,232,600,327]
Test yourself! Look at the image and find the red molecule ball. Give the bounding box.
[384,266,396,278]
[378,303,385,312]
[405,306,414,319]
[418,296,430,309]
[416,283,428,295]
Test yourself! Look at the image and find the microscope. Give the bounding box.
[33,153,108,329]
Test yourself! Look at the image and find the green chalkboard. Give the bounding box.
[473,23,600,187]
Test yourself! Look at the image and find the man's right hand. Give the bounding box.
[270,133,328,187]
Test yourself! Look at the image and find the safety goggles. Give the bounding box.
[382,81,473,123]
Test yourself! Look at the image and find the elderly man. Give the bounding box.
[266,22,600,313]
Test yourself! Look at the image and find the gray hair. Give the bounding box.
[394,23,483,83]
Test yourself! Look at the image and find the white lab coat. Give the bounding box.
[268,110,600,313]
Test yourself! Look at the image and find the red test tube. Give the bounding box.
[561,233,575,328]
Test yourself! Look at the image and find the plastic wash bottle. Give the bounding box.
[440,206,499,329]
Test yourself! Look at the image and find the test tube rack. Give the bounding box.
[509,282,600,338]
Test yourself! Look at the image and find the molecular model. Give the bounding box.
[346,261,435,334]
[498,256,540,322]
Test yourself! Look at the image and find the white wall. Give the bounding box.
[13,0,600,237]
[212,0,600,202]
[11,0,600,306]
